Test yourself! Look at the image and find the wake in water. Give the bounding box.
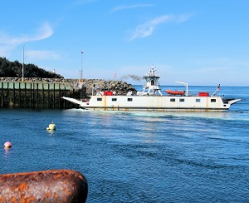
[65,107,249,123]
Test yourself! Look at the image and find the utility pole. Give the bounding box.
[80,50,83,83]
[22,45,25,82]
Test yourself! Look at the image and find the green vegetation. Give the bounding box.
[0,57,63,78]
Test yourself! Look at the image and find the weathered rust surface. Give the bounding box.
[0,169,88,203]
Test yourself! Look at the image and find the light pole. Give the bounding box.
[80,50,83,83]
[22,45,25,82]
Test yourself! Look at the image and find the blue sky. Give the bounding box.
[0,0,248,86]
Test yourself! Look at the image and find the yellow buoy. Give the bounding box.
[46,122,56,131]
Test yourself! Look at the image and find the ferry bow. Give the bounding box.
[62,67,241,111]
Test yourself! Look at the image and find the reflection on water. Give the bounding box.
[0,86,249,203]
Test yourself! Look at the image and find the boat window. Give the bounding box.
[211,99,216,103]
[97,98,102,101]
[180,98,185,102]
[127,98,132,102]
[170,98,175,102]
[112,98,117,102]
[196,99,201,102]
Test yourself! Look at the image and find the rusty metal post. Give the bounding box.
[0,169,88,203]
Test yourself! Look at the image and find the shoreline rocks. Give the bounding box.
[84,79,137,95]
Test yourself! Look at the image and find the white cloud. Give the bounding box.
[0,22,53,46]
[0,22,54,56]
[112,4,154,12]
[26,50,60,61]
[130,14,191,41]
[33,23,54,41]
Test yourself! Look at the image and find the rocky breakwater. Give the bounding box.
[83,79,137,96]
[0,77,138,108]
[0,77,137,96]
[0,77,66,83]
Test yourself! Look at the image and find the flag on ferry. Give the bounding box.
[217,84,221,90]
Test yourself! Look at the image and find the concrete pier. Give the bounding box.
[0,80,81,109]
[0,77,135,109]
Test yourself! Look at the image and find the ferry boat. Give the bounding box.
[62,67,241,111]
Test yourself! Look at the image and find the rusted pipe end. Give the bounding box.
[0,169,88,203]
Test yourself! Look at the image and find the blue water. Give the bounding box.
[1,86,249,202]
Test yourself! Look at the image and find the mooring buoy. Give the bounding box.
[46,121,56,131]
[4,141,12,149]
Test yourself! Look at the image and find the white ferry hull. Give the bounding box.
[63,96,240,111]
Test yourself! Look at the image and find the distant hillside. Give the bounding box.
[0,57,63,78]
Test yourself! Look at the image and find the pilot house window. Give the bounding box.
[170,98,175,102]
[112,98,117,102]
[97,98,102,101]
[211,99,216,103]
[127,98,133,102]
[180,99,185,102]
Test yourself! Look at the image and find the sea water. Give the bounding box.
[0,86,249,202]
